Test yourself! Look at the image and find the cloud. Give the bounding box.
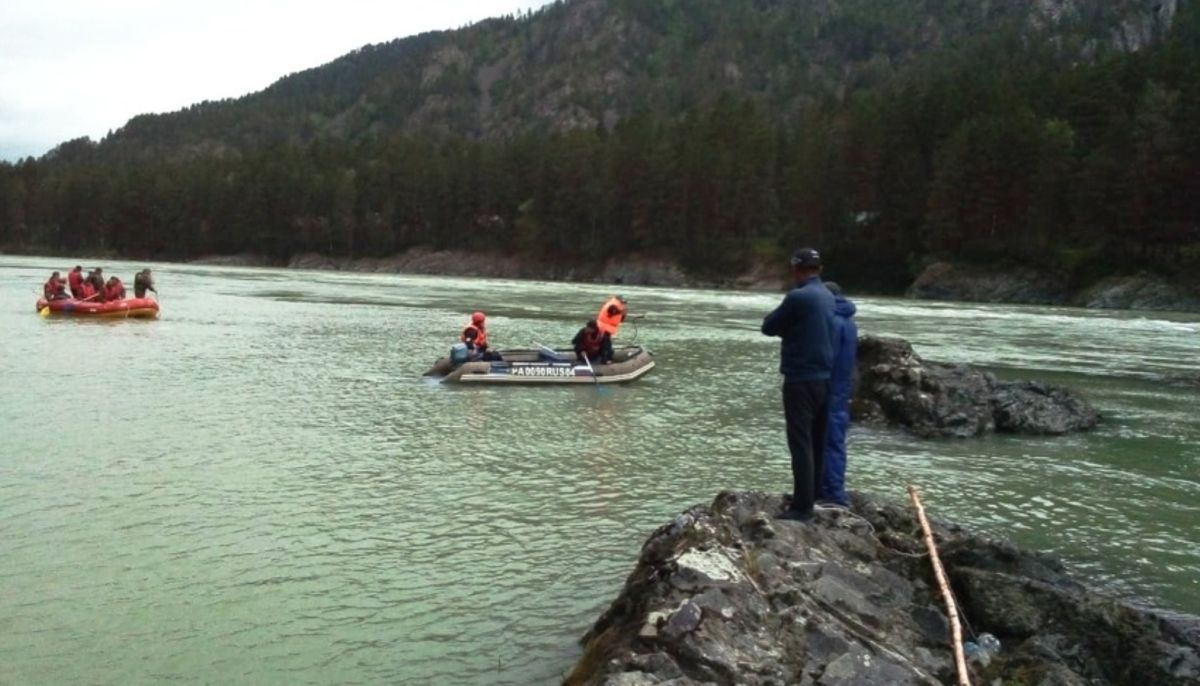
[0,0,552,160]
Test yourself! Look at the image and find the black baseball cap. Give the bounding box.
[790,248,822,268]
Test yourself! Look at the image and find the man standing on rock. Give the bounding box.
[762,248,835,522]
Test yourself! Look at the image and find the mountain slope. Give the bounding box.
[100,0,1182,157]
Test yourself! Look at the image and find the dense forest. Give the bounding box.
[0,0,1197,290]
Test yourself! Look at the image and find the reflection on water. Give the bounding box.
[1,256,1197,684]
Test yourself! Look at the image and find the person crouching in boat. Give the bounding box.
[88,269,107,302]
[43,272,69,301]
[461,311,501,362]
[134,269,157,298]
[67,265,85,298]
[105,276,126,301]
[597,295,628,337]
[79,274,96,300]
[573,319,613,365]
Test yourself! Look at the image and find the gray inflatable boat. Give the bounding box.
[424,346,655,385]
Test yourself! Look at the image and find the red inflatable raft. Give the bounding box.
[36,297,159,319]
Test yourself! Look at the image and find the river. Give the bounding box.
[2,255,1197,685]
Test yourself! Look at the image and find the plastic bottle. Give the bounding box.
[962,633,1002,667]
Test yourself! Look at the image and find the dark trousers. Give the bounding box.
[783,380,829,515]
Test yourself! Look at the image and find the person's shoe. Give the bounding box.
[815,499,849,511]
[776,509,815,523]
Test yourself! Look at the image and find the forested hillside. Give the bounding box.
[1,0,1196,290]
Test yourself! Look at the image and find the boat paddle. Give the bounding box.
[581,351,603,390]
[532,341,564,362]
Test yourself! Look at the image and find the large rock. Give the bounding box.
[597,257,690,288]
[907,262,1200,312]
[1076,274,1200,312]
[907,262,1070,305]
[564,491,1200,686]
[852,336,1099,438]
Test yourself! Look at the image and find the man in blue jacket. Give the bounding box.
[762,248,835,522]
[820,282,858,508]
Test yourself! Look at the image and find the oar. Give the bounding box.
[581,351,601,389]
[532,341,563,361]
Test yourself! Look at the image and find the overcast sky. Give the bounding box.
[0,0,553,161]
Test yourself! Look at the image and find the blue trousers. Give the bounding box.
[821,406,850,505]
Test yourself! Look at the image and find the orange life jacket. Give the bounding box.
[461,323,488,350]
[44,277,65,300]
[106,279,126,301]
[596,297,626,336]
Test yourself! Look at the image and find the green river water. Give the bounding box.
[1,255,1197,684]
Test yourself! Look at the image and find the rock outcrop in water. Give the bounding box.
[564,491,1200,686]
[1076,275,1200,313]
[907,262,1070,305]
[907,262,1200,313]
[852,336,1099,438]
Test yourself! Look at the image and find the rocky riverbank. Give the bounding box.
[566,491,1200,686]
[852,336,1099,438]
[286,249,792,290]
[188,249,784,290]
[909,261,1200,312]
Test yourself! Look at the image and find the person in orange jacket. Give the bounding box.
[42,272,68,300]
[461,311,501,361]
[596,295,628,337]
[67,265,85,298]
[105,276,126,301]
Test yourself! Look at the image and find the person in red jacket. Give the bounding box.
[43,272,68,300]
[105,276,126,301]
[67,265,85,299]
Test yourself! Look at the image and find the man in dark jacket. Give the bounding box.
[762,248,835,522]
[88,268,107,302]
[134,269,157,298]
[819,282,858,507]
[572,319,614,364]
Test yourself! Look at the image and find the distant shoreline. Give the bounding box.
[6,247,1200,313]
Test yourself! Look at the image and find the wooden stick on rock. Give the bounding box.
[908,484,971,686]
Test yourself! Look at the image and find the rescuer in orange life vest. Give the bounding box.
[42,272,68,301]
[596,295,628,337]
[461,311,501,361]
[104,276,126,301]
[67,265,85,299]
